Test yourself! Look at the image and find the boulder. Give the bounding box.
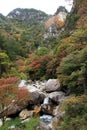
[45,79,61,92]
[19,109,33,120]
[48,91,65,104]
[29,91,45,105]
[0,91,45,118]
[0,100,29,118]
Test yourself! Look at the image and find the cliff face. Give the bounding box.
[43,6,68,38]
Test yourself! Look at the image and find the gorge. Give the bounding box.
[0,0,87,129]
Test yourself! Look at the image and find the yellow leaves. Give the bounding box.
[13,33,21,41]
[64,95,87,105]
[61,36,73,44]
[59,95,87,112]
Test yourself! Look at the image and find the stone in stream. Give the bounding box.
[45,79,61,92]
[48,91,65,104]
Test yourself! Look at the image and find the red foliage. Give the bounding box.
[15,59,25,66]
[16,88,30,101]
[0,77,19,86]
[0,77,29,112]
[28,60,41,70]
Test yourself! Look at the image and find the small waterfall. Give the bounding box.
[43,97,49,104]
[40,97,53,124]
[18,80,26,87]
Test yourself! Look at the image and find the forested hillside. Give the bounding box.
[0,0,87,129]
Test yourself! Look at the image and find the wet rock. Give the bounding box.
[41,104,55,116]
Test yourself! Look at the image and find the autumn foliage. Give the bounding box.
[0,77,29,113]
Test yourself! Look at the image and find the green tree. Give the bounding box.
[0,52,10,77]
[58,47,87,94]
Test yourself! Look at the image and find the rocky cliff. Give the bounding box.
[7,8,49,23]
[44,6,68,38]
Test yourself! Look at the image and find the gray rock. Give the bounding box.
[48,91,65,104]
[29,91,45,105]
[45,79,61,92]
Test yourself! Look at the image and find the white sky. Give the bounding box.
[0,0,73,16]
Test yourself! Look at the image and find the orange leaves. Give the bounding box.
[0,77,19,86]
[15,59,25,66]
[15,59,26,72]
[61,36,73,44]
[13,34,21,41]
[15,88,30,102]
[28,60,41,70]
[0,77,29,112]
[0,77,18,109]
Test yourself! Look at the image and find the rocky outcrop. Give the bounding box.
[45,79,61,92]
[7,8,48,23]
[44,6,68,38]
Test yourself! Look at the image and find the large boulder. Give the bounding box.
[0,91,45,118]
[29,91,45,105]
[45,79,61,92]
[48,91,65,104]
[0,100,29,118]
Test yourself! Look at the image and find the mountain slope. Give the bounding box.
[7,8,49,24]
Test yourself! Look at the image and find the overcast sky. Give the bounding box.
[0,0,73,16]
